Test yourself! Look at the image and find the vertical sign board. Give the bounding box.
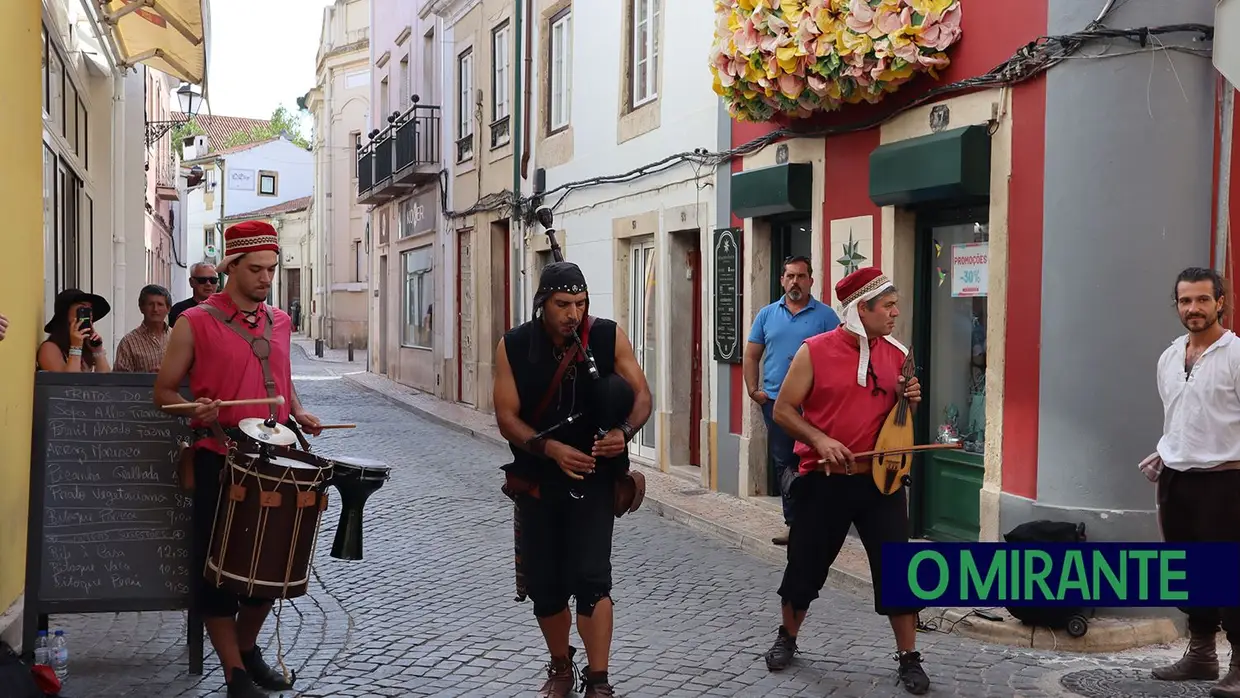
[23,372,203,673]
[713,227,744,363]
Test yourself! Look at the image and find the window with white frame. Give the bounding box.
[628,238,658,460]
[399,56,409,107]
[631,0,660,108]
[549,10,572,132]
[457,48,474,162]
[402,246,434,348]
[491,21,511,147]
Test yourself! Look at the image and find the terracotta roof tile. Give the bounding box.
[173,112,272,154]
[223,195,313,221]
[208,137,281,157]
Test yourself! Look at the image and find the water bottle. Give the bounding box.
[33,630,49,666]
[50,629,68,681]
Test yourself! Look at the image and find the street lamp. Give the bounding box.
[145,82,204,147]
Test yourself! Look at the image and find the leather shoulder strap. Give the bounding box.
[199,304,280,420]
[530,316,592,425]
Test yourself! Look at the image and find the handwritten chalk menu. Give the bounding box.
[27,373,194,607]
[713,227,743,364]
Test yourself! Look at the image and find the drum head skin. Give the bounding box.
[268,456,322,470]
[238,417,299,446]
[331,456,391,482]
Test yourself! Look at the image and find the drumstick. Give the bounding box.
[162,396,286,410]
[316,424,356,430]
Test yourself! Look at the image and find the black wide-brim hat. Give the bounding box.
[44,289,110,334]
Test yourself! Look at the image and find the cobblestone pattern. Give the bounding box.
[50,351,1206,697]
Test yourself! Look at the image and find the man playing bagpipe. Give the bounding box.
[493,261,652,697]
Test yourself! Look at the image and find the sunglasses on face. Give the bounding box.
[192,276,219,285]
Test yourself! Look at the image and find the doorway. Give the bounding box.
[910,204,990,542]
[764,216,811,494]
[285,268,302,331]
[457,229,476,406]
[378,256,388,375]
[666,229,703,473]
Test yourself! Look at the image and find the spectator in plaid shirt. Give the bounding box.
[114,285,172,373]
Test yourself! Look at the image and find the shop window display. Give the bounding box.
[928,221,988,455]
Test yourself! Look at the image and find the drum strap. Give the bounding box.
[200,304,280,423]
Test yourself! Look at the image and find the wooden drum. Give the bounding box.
[205,447,333,599]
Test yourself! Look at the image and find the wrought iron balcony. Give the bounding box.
[358,97,441,206]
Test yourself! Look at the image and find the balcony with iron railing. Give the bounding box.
[155,151,179,202]
[358,96,442,206]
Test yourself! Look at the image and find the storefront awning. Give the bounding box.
[99,0,209,85]
[868,125,991,208]
[731,162,814,220]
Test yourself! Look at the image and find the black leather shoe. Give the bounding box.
[764,625,798,671]
[241,645,296,691]
[897,650,931,695]
[226,668,267,698]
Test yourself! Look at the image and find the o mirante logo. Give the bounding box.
[881,542,1240,608]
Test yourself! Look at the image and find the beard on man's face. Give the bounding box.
[1182,309,1217,332]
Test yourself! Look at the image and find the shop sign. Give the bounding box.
[399,186,439,239]
[713,227,743,363]
[951,242,988,298]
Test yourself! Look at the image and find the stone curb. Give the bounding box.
[337,372,1184,654]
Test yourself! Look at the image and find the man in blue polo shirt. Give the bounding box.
[744,255,840,545]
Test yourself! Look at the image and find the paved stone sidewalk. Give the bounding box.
[47,351,1207,697]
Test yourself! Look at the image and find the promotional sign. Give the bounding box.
[951,242,988,298]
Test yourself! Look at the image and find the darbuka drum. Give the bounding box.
[205,445,334,599]
[326,456,391,561]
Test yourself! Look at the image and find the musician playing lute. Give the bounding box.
[154,222,322,698]
[762,267,931,695]
[494,261,652,698]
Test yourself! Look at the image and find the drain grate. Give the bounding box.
[1059,668,1212,697]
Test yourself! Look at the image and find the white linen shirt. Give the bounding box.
[1156,330,1240,471]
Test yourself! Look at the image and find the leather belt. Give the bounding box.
[822,458,874,476]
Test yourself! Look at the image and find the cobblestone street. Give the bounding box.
[47,349,1215,697]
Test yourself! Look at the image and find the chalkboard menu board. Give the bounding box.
[24,372,203,673]
[713,227,744,363]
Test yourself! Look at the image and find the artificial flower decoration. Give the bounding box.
[710,0,963,121]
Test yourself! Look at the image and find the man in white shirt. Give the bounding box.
[1149,267,1240,697]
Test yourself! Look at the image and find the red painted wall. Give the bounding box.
[722,0,1051,498]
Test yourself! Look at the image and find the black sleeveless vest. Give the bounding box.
[502,316,627,483]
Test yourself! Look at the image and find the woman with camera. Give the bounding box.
[37,289,112,373]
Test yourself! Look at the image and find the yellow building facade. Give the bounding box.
[0,0,47,643]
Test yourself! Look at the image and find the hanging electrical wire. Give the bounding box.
[530,21,1212,217]
[434,19,1212,224]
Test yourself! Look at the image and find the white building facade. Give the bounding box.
[361,0,449,394]
[180,136,315,301]
[41,0,152,354]
[525,0,720,479]
[306,0,372,350]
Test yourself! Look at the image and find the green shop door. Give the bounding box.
[910,206,989,542]
[766,217,811,496]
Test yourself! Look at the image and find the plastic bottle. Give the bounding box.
[33,630,49,666]
[50,629,68,681]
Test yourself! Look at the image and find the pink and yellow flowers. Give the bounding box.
[710,0,963,121]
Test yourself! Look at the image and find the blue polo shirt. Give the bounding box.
[747,296,840,399]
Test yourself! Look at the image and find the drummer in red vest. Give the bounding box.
[761,266,931,695]
[154,220,323,698]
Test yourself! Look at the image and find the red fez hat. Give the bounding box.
[216,220,280,274]
[835,266,887,305]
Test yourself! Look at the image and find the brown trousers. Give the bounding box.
[1158,467,1240,641]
